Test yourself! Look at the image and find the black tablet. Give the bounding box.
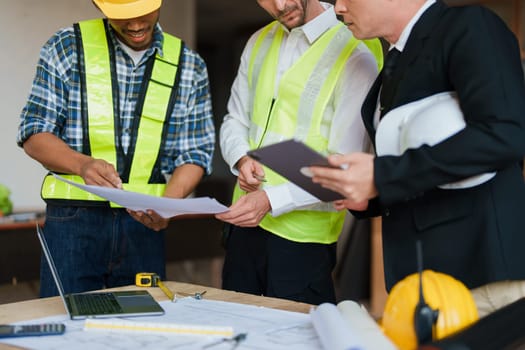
[247,139,344,202]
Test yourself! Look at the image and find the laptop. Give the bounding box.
[36,224,165,320]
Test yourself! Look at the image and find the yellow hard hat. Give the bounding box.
[381,270,479,350]
[93,0,162,19]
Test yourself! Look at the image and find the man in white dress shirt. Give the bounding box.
[215,0,381,304]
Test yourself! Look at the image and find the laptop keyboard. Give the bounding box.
[73,293,124,315]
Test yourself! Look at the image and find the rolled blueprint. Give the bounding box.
[337,300,396,350]
[310,301,397,350]
[310,303,364,350]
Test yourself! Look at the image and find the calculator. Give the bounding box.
[0,323,66,338]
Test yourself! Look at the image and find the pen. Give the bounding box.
[173,290,207,302]
[253,174,267,182]
[202,333,247,349]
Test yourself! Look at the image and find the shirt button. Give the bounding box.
[124,128,131,134]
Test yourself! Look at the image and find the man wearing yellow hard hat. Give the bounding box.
[17,0,215,297]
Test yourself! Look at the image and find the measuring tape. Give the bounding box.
[135,272,174,300]
[135,272,207,301]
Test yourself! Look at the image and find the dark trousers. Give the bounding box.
[222,225,336,305]
[40,205,165,297]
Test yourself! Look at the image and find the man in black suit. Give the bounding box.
[309,0,525,317]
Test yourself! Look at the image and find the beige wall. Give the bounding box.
[0,0,195,211]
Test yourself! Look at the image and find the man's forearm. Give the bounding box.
[22,132,90,175]
[163,164,205,199]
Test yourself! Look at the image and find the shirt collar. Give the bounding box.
[392,0,435,52]
[150,23,165,56]
[286,2,338,44]
[107,21,164,61]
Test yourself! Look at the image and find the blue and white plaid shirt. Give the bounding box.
[17,21,215,176]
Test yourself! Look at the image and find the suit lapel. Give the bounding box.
[362,73,383,141]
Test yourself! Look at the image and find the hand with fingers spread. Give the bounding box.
[310,152,376,210]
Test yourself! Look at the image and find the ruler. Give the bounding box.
[84,318,234,337]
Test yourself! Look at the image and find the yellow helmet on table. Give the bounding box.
[93,0,162,19]
[381,270,479,350]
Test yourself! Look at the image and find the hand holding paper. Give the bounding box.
[52,173,228,218]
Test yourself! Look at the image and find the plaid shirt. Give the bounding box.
[17,21,215,176]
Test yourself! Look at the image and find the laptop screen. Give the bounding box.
[36,223,71,315]
[35,223,165,319]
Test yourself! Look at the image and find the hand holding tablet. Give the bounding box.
[247,139,345,202]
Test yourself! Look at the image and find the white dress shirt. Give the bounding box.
[374,0,437,128]
[220,2,378,216]
[393,0,436,52]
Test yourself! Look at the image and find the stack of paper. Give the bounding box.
[52,173,228,218]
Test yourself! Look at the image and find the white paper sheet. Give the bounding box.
[310,301,397,350]
[52,173,229,218]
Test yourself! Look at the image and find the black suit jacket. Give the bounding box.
[358,0,525,290]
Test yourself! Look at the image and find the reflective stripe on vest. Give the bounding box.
[234,22,377,243]
[363,38,384,71]
[41,19,182,204]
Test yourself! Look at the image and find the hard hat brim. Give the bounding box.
[93,0,162,19]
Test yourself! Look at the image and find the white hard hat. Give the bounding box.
[375,91,496,189]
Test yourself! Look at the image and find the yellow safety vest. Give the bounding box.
[41,19,182,206]
[233,21,382,243]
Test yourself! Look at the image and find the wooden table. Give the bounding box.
[0,281,312,324]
